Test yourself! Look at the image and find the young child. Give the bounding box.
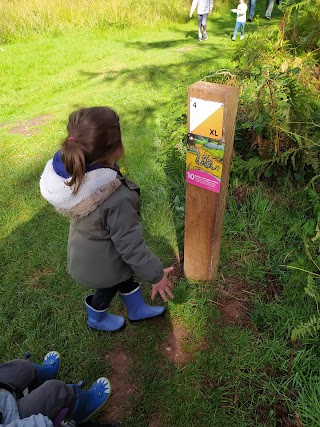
[189,0,213,42]
[0,351,111,427]
[40,107,174,333]
[230,0,248,41]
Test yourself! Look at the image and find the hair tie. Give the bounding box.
[67,137,76,142]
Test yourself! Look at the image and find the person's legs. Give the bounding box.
[91,287,119,311]
[17,379,75,421]
[197,15,203,40]
[240,22,246,36]
[265,0,275,18]
[0,360,35,394]
[249,0,256,19]
[232,21,241,39]
[201,13,209,40]
[91,278,138,310]
[86,283,127,332]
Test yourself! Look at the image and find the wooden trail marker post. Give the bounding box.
[184,82,239,281]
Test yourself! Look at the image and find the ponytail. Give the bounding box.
[61,138,86,194]
[60,107,123,194]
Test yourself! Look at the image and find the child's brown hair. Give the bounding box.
[61,107,122,194]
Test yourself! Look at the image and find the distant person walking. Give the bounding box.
[189,0,213,42]
[231,0,248,41]
[265,0,274,18]
[247,0,256,21]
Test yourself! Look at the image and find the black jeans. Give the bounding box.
[91,277,139,310]
[0,360,75,421]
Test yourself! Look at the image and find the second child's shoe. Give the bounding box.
[197,37,202,41]
[85,296,126,332]
[32,351,60,388]
[120,287,165,322]
[232,37,236,41]
[240,35,244,40]
[203,32,208,40]
[67,378,111,424]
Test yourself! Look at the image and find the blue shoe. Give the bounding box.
[85,296,126,332]
[68,377,111,424]
[34,351,60,384]
[120,287,165,322]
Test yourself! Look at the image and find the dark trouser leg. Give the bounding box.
[0,360,36,393]
[249,0,256,19]
[118,277,139,294]
[91,277,138,310]
[17,379,76,421]
[91,287,119,310]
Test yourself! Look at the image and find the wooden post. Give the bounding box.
[184,82,239,281]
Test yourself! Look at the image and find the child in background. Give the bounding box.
[189,0,213,42]
[40,107,174,333]
[230,0,248,41]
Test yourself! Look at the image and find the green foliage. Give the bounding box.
[235,35,319,183]
[291,193,320,341]
[279,0,320,55]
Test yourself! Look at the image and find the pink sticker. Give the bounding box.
[186,170,221,193]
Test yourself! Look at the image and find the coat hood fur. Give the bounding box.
[40,159,121,219]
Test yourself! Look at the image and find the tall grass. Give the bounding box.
[0,0,190,43]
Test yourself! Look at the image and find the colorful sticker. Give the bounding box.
[186,133,225,193]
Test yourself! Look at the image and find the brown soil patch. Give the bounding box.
[216,275,251,327]
[101,343,136,422]
[176,46,195,52]
[10,114,53,136]
[149,416,163,427]
[160,320,192,366]
[25,268,53,289]
[169,254,184,283]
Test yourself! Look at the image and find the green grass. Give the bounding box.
[3,2,318,426]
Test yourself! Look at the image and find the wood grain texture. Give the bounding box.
[184,82,239,281]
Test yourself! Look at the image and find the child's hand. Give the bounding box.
[151,267,174,302]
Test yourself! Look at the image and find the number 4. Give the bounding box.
[193,102,196,108]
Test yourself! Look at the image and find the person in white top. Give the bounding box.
[230,0,248,41]
[189,0,214,42]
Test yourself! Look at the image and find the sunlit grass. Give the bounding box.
[0,0,189,43]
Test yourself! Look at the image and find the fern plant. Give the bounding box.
[292,275,320,340]
[291,197,320,340]
[279,0,320,56]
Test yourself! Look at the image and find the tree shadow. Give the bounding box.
[124,38,197,50]
[79,53,224,89]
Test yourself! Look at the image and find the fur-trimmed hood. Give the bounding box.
[40,153,122,219]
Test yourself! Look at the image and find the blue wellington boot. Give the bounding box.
[30,351,60,389]
[85,295,126,332]
[120,287,165,322]
[68,377,111,424]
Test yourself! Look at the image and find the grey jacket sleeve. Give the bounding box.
[105,192,164,284]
